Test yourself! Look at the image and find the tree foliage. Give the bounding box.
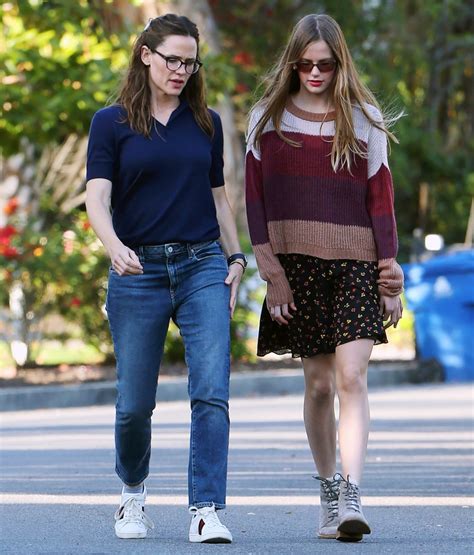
[0,0,135,154]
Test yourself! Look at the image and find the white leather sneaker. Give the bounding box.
[188,504,232,543]
[114,486,154,539]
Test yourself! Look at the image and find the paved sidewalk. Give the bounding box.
[0,359,441,411]
[1,383,472,554]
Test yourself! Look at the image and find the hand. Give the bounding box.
[270,302,297,325]
[379,294,403,329]
[109,243,143,276]
[225,262,244,318]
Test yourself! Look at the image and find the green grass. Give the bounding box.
[0,340,105,369]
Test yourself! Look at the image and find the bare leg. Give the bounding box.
[335,339,373,484]
[302,354,337,478]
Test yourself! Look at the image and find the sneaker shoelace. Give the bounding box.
[314,476,339,522]
[115,497,154,529]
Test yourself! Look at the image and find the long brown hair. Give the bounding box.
[252,14,399,172]
[115,14,213,137]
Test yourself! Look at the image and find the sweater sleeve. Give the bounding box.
[366,109,404,296]
[245,109,294,308]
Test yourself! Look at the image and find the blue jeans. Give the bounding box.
[106,240,231,509]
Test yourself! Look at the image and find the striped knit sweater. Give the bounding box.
[245,99,404,308]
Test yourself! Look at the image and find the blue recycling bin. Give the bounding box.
[403,250,474,382]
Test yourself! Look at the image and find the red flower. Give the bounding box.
[3,197,19,216]
[82,221,91,231]
[0,225,17,240]
[233,51,254,67]
[0,226,18,258]
[70,297,82,307]
[235,82,249,94]
[0,245,19,259]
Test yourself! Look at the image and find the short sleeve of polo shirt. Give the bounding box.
[86,108,117,182]
[209,110,225,188]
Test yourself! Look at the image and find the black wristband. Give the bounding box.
[227,252,248,268]
[229,259,246,271]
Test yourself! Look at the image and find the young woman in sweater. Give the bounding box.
[86,14,246,543]
[246,14,403,542]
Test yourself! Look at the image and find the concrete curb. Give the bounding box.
[0,360,442,412]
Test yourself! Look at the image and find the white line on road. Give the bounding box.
[1,493,472,507]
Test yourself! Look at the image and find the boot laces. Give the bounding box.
[341,475,361,513]
[314,476,339,521]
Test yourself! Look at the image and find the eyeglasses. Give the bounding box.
[151,49,202,75]
[294,59,337,73]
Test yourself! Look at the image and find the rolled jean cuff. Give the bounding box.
[116,465,148,488]
[189,501,226,510]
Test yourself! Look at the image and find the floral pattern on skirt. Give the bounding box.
[257,254,388,358]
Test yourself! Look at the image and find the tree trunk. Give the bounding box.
[176,0,246,230]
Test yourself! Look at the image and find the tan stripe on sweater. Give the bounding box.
[267,220,378,261]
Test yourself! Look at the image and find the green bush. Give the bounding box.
[1,206,257,366]
[0,210,112,364]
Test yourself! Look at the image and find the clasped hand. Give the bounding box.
[379,294,403,329]
[270,303,297,325]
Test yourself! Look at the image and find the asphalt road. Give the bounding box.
[1,383,473,554]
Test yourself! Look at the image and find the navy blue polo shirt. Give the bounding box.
[86,101,224,247]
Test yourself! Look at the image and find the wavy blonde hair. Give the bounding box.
[115,14,213,137]
[252,14,399,172]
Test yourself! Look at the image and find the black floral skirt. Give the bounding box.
[257,254,388,358]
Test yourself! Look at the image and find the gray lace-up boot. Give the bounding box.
[314,475,340,539]
[336,474,371,542]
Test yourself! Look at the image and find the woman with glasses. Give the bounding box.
[246,14,403,542]
[86,14,245,543]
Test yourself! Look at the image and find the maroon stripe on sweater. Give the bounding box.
[246,201,270,245]
[365,145,398,259]
[366,164,394,216]
[370,213,398,259]
[262,174,373,228]
[245,151,263,202]
[245,151,270,244]
[261,131,368,181]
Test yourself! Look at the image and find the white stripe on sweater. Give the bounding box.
[246,102,390,179]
